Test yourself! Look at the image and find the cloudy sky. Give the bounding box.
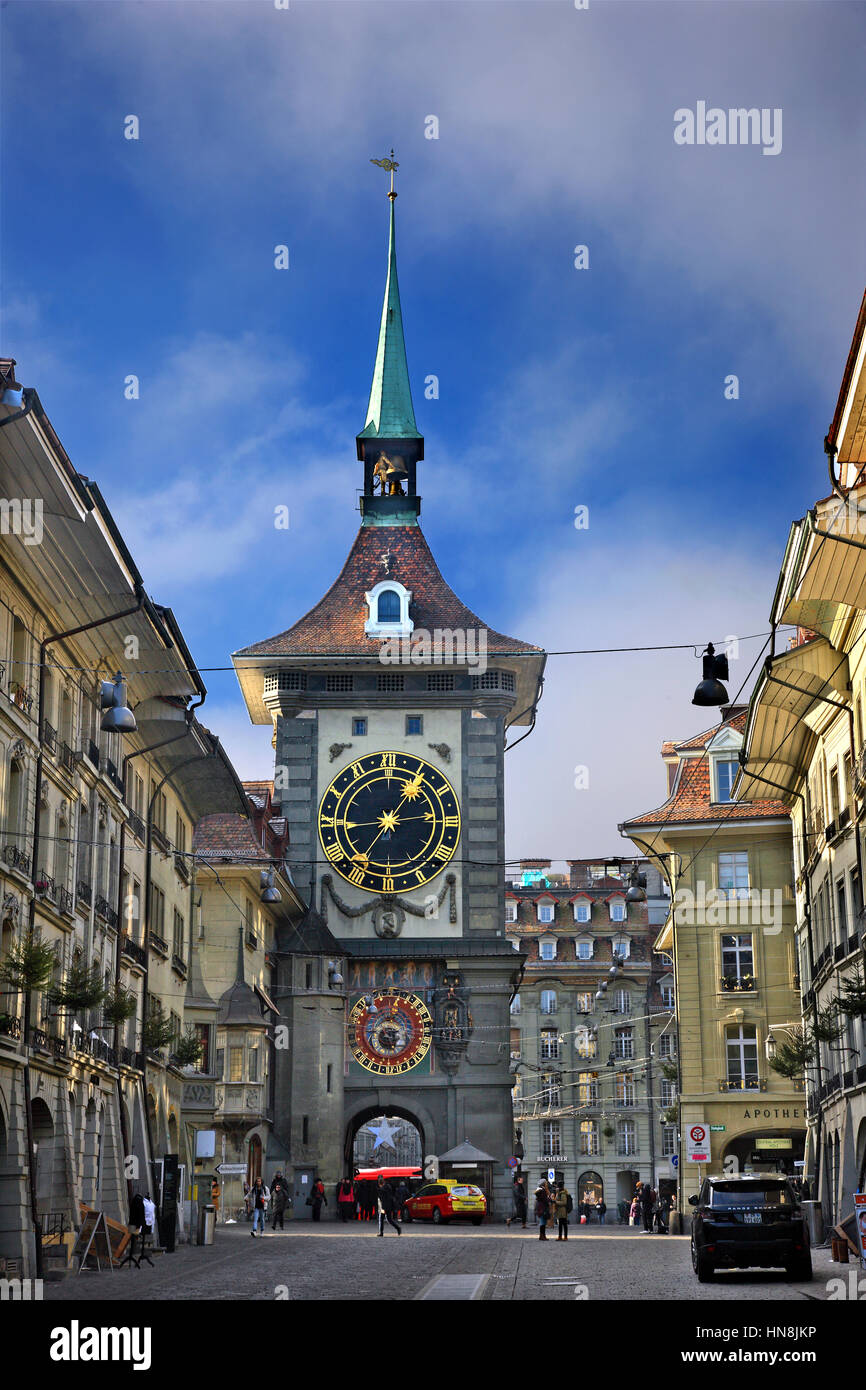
[2,0,864,858]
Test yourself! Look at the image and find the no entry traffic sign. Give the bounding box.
[685,1122,710,1163]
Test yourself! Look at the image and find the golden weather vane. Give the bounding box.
[370,149,399,200]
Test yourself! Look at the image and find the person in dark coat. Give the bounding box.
[393,1178,410,1221]
[534,1181,551,1240]
[337,1177,356,1223]
[310,1177,327,1222]
[507,1175,528,1228]
[655,1191,671,1234]
[376,1176,401,1236]
[271,1172,289,1230]
[640,1182,655,1233]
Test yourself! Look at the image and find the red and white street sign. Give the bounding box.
[685,1122,710,1163]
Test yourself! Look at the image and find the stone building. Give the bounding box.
[623,711,804,1215]
[737,288,866,1228]
[505,858,674,1214]
[0,364,267,1273]
[231,181,543,1215]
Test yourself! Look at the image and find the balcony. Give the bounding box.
[105,758,124,795]
[119,1046,139,1070]
[34,872,56,903]
[86,739,100,769]
[719,1077,767,1092]
[3,844,32,876]
[173,851,190,884]
[720,974,756,992]
[58,741,76,777]
[95,896,118,929]
[57,886,74,917]
[9,682,34,716]
[151,825,170,854]
[171,953,188,978]
[30,1027,50,1050]
[42,720,57,752]
[127,811,146,842]
[245,931,258,950]
[0,1014,22,1041]
[148,930,169,957]
[215,1081,267,1120]
[120,934,147,968]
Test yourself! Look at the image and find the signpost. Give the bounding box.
[685,1123,710,1163]
[216,1163,247,1176]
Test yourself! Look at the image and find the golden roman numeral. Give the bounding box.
[380,753,396,768]
[444,815,459,827]
[348,866,366,886]
[324,843,342,862]
[432,846,450,861]
[351,762,364,780]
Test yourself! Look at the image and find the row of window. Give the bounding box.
[351,715,424,737]
[511,935,633,961]
[507,900,628,925]
[528,1026,677,1061]
[263,668,517,694]
[512,983,674,1015]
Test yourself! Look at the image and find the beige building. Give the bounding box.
[623,711,805,1214]
[737,288,866,1227]
[0,362,264,1275]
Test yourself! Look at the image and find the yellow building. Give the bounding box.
[622,710,805,1213]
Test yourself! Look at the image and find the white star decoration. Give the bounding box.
[367,1116,403,1152]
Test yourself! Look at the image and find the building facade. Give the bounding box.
[232,185,543,1216]
[506,857,674,1214]
[623,711,805,1215]
[737,288,866,1228]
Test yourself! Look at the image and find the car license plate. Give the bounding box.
[744,1212,762,1224]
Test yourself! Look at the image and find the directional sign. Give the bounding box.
[216,1163,247,1176]
[671,1155,678,1168]
[685,1122,710,1163]
[548,1169,556,1184]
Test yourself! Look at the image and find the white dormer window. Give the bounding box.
[612,934,631,960]
[575,937,593,961]
[537,901,555,924]
[505,901,518,923]
[573,899,591,924]
[539,938,556,961]
[707,725,744,804]
[609,899,626,923]
[364,581,413,638]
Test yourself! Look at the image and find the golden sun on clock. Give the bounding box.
[317,751,461,894]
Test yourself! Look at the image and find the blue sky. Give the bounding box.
[2,0,864,853]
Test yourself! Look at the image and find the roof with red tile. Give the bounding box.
[193,814,273,861]
[234,524,542,657]
[624,713,789,828]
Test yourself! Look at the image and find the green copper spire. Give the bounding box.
[358,193,422,443]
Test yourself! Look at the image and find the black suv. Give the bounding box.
[689,1176,811,1282]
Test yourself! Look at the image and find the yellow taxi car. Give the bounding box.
[403,1179,487,1226]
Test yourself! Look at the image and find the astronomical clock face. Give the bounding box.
[349,989,434,1074]
[318,751,461,894]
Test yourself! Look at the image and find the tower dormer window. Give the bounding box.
[377,589,401,623]
[364,580,413,638]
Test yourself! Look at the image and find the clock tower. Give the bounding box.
[233,170,545,1214]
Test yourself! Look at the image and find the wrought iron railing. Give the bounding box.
[42,720,57,752]
[120,935,147,968]
[58,741,76,776]
[9,682,34,715]
[87,739,100,768]
[149,931,169,956]
[76,879,92,907]
[57,886,74,916]
[35,871,56,902]
[127,812,145,841]
[3,844,31,875]
[95,896,118,928]
[171,953,188,976]
[151,825,170,854]
[30,1027,49,1050]
[0,1014,22,1041]
[173,851,190,883]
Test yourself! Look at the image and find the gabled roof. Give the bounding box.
[193,813,270,862]
[623,712,789,828]
[234,523,541,660]
[438,1141,496,1163]
[279,904,345,958]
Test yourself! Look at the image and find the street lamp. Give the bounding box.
[259,866,281,904]
[691,642,730,707]
[100,672,137,732]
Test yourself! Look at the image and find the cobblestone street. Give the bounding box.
[42,1224,843,1302]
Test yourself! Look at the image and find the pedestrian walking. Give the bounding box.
[534,1181,551,1240]
[640,1182,655,1233]
[310,1176,327,1222]
[250,1176,270,1237]
[271,1171,289,1230]
[598,1199,607,1225]
[376,1176,402,1235]
[337,1177,355,1223]
[655,1191,671,1234]
[507,1174,528,1229]
[628,1195,640,1227]
[393,1177,410,1222]
[553,1182,572,1241]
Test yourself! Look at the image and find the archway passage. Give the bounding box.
[345,1107,425,1223]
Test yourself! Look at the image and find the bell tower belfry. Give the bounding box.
[233,159,545,1216]
[357,152,424,525]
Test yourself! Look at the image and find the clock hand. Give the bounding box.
[359,777,428,857]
